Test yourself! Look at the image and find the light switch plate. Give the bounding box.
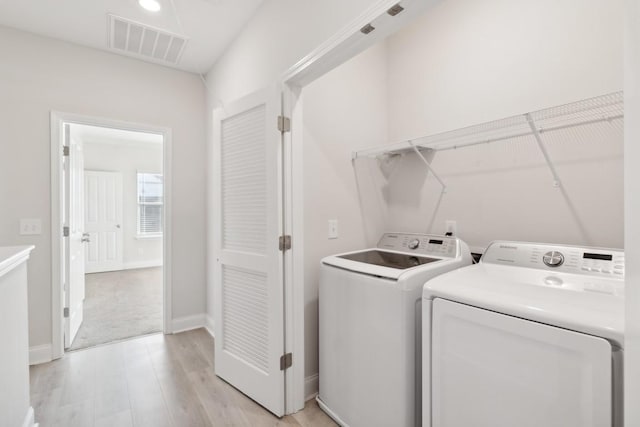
[20,218,42,235]
[328,219,338,239]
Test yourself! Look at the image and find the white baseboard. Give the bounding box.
[305,373,319,401]
[29,344,52,366]
[172,314,205,333]
[205,315,215,338]
[122,260,163,270]
[22,406,35,427]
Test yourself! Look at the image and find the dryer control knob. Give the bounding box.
[543,251,564,267]
[408,239,420,250]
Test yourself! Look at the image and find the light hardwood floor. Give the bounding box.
[30,328,336,427]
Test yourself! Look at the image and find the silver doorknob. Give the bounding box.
[81,233,90,243]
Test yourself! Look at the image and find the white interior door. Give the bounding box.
[430,298,613,427]
[64,129,86,348]
[84,170,124,273]
[213,86,286,416]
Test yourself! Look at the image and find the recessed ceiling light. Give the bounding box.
[139,0,161,12]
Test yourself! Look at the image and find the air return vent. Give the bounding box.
[108,14,188,65]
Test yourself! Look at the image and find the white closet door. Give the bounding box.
[430,298,612,427]
[213,86,285,416]
[84,171,124,273]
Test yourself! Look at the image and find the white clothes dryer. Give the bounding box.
[422,241,625,427]
[318,233,471,427]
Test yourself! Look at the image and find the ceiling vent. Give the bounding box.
[108,14,188,66]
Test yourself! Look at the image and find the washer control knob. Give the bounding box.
[543,251,564,267]
[408,239,420,250]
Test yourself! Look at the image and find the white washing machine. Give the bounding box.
[318,233,472,427]
[422,241,625,427]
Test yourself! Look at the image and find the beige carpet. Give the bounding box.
[69,267,163,351]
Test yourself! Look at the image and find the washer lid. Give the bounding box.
[322,233,462,280]
[323,249,442,280]
[337,250,440,269]
[423,263,625,347]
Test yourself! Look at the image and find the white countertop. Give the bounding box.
[0,246,34,278]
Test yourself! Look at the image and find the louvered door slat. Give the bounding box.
[221,105,267,254]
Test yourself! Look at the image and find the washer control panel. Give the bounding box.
[377,233,458,257]
[482,241,625,278]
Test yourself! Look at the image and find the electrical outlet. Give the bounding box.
[20,218,42,235]
[445,220,457,236]
[328,219,338,239]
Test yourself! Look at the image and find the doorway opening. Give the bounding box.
[68,124,164,351]
[51,112,172,359]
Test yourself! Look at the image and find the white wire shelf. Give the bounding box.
[352,91,623,190]
[354,92,623,157]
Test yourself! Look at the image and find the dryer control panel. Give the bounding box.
[482,241,625,279]
[377,233,458,258]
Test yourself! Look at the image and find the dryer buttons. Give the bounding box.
[543,251,564,267]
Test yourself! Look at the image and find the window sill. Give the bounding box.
[135,234,163,240]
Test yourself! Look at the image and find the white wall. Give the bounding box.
[0,26,206,351]
[624,0,640,423]
[204,0,384,104]
[387,0,623,141]
[381,0,624,250]
[302,42,389,379]
[83,141,163,269]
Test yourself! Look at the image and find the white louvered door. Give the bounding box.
[212,86,286,416]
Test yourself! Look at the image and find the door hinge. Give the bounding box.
[63,226,70,237]
[280,352,292,370]
[63,307,69,318]
[277,115,291,133]
[63,146,70,156]
[279,235,292,251]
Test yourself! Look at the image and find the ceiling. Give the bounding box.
[0,0,264,73]
[71,123,163,147]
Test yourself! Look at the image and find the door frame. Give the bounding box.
[277,0,440,412]
[625,0,640,424]
[50,111,173,359]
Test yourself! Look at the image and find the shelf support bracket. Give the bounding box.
[525,113,561,188]
[408,141,447,193]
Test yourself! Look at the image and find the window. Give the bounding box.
[137,172,163,236]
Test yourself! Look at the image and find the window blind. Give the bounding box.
[137,173,163,235]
